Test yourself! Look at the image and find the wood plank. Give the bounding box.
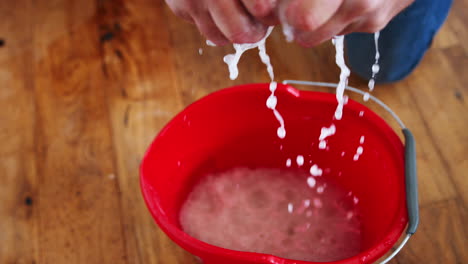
[31,0,127,263]
[96,0,196,263]
[395,199,467,264]
[0,1,38,263]
[358,81,459,206]
[403,49,468,206]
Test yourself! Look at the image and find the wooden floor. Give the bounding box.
[0,0,466,263]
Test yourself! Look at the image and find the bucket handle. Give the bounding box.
[282,80,419,264]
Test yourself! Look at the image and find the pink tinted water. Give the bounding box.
[179,167,362,262]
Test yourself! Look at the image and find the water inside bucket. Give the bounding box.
[180,167,362,262]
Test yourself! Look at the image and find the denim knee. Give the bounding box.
[345,0,453,84]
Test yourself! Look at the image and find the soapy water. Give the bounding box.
[281,21,294,43]
[223,27,286,139]
[318,124,336,150]
[296,155,305,166]
[220,29,375,155]
[314,36,348,153]
[353,136,366,161]
[187,31,380,261]
[309,164,323,176]
[364,32,381,101]
[332,36,350,121]
[215,28,378,152]
[206,40,217,47]
[180,167,362,262]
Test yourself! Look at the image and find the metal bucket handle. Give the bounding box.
[282,80,419,264]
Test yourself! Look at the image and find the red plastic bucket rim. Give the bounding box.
[140,82,410,264]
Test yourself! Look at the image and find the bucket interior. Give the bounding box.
[140,83,407,263]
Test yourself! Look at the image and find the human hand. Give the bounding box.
[279,0,414,47]
[165,0,414,47]
[165,0,276,45]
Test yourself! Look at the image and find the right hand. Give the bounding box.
[165,0,275,45]
[165,0,414,47]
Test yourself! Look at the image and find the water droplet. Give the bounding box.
[363,93,370,101]
[372,63,380,73]
[307,177,316,188]
[277,127,286,139]
[266,95,277,109]
[296,155,304,166]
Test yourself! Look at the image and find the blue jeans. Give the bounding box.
[345,0,453,83]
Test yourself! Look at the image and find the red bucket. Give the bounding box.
[140,83,417,264]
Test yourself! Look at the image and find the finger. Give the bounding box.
[194,12,230,46]
[352,0,413,33]
[338,18,365,35]
[295,18,348,47]
[165,0,195,23]
[284,0,343,33]
[241,0,279,25]
[350,12,390,33]
[338,24,359,36]
[294,0,355,47]
[338,0,411,35]
[207,0,268,43]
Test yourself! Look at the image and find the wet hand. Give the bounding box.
[280,0,414,47]
[165,0,276,45]
[165,0,414,47]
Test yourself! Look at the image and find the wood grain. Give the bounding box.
[0,0,466,263]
